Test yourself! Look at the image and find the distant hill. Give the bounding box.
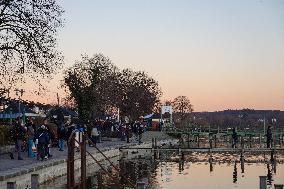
[189,109,284,130]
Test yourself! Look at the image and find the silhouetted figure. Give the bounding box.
[10,117,26,160]
[267,163,273,186]
[266,125,273,148]
[232,128,238,148]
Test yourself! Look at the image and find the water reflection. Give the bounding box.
[233,162,237,183]
[85,151,284,189]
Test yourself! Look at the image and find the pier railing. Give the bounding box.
[67,130,135,189]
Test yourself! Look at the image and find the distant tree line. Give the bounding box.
[63,54,162,122]
[191,109,284,130]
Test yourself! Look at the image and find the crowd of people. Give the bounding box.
[9,117,54,160]
[8,116,147,161]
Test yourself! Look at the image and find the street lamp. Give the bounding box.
[15,88,25,121]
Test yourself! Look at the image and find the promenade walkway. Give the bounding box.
[0,131,172,183]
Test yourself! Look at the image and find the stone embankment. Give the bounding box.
[0,131,175,189]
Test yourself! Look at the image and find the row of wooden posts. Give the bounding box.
[6,174,39,189]
[180,133,284,148]
[149,137,284,189]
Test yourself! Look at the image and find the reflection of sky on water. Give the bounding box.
[90,152,284,189]
[154,162,284,189]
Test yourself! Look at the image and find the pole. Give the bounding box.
[67,133,75,189]
[7,182,16,189]
[81,134,86,189]
[259,176,267,189]
[31,174,39,189]
[274,184,284,189]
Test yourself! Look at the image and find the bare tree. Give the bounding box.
[172,96,193,127]
[0,0,64,88]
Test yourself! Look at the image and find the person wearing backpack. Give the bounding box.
[57,123,66,151]
[36,125,49,160]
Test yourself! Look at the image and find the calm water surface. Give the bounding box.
[86,152,284,189]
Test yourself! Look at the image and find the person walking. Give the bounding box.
[57,123,66,151]
[26,119,35,158]
[266,125,273,148]
[10,117,27,160]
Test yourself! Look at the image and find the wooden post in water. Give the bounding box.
[209,134,212,149]
[31,174,39,189]
[259,176,267,189]
[7,182,16,189]
[259,133,262,148]
[214,134,217,148]
[240,149,244,173]
[136,182,146,189]
[187,133,190,148]
[280,134,283,148]
[274,184,284,189]
[197,134,200,148]
[209,149,213,172]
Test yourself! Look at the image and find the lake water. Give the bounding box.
[86,151,284,189]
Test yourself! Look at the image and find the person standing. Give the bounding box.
[57,123,66,151]
[91,126,99,146]
[43,119,52,158]
[26,119,35,158]
[36,125,49,160]
[232,127,238,148]
[266,125,273,148]
[125,124,131,143]
[10,117,27,160]
[138,118,144,144]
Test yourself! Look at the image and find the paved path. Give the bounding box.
[0,131,172,178]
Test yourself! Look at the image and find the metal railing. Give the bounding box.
[67,130,135,189]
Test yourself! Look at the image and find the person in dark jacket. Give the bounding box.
[57,123,66,151]
[266,125,273,148]
[232,127,238,148]
[35,125,49,160]
[10,117,26,160]
[43,119,52,158]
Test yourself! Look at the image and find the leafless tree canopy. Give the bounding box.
[63,54,162,122]
[173,95,193,114]
[0,0,64,88]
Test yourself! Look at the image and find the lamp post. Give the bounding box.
[15,88,25,121]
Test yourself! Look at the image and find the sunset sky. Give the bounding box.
[21,0,284,111]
